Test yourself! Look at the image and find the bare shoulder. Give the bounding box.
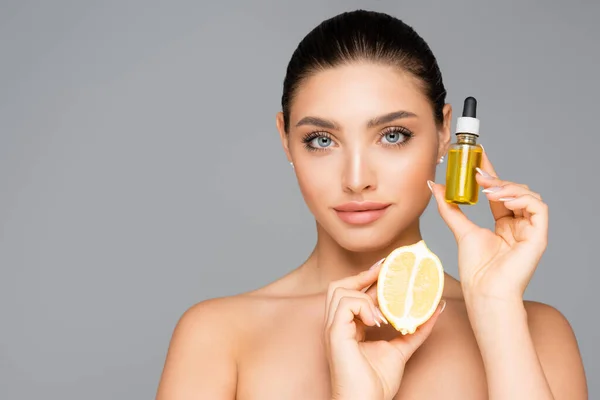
[156,294,263,399]
[523,300,580,345]
[524,300,571,327]
[171,294,257,341]
[178,293,255,328]
[523,300,588,398]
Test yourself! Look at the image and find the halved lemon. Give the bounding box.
[376,240,444,335]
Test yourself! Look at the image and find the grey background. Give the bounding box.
[1,0,597,399]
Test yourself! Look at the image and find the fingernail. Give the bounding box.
[372,311,381,327]
[376,308,388,324]
[369,258,385,270]
[480,144,485,153]
[439,299,447,313]
[482,186,502,193]
[498,197,516,202]
[476,168,494,179]
[427,180,434,192]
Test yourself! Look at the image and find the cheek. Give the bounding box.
[377,146,437,198]
[295,165,335,210]
[383,145,436,174]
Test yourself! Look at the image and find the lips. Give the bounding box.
[334,201,391,212]
[333,202,391,225]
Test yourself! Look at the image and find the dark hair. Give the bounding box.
[281,10,447,133]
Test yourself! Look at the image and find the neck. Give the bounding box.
[301,220,424,293]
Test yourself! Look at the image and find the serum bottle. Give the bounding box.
[444,96,483,205]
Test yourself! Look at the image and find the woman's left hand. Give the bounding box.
[428,148,548,302]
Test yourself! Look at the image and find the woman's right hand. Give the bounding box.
[324,259,445,400]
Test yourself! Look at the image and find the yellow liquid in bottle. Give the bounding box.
[444,144,483,205]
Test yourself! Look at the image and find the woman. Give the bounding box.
[156,10,587,399]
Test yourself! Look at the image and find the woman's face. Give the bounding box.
[276,63,452,252]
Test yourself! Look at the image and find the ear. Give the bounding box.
[438,103,452,158]
[276,111,292,163]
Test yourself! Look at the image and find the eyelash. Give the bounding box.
[301,127,414,152]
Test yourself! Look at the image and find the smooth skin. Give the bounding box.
[155,63,588,399]
[324,260,446,400]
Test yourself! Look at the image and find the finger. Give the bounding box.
[364,282,378,305]
[475,150,543,218]
[481,183,541,201]
[362,284,389,325]
[479,146,499,177]
[428,180,479,243]
[326,289,385,330]
[328,296,380,345]
[501,195,549,244]
[476,168,513,220]
[479,180,541,203]
[325,258,384,322]
[476,150,514,221]
[388,299,446,362]
[481,183,542,219]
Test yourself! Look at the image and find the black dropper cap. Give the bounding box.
[462,96,477,118]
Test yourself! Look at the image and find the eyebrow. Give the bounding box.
[295,110,417,130]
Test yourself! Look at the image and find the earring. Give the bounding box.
[290,161,294,169]
[438,155,445,164]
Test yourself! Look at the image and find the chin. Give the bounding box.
[336,237,392,253]
[325,220,410,253]
[311,202,427,253]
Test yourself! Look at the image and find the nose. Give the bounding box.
[341,149,377,194]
